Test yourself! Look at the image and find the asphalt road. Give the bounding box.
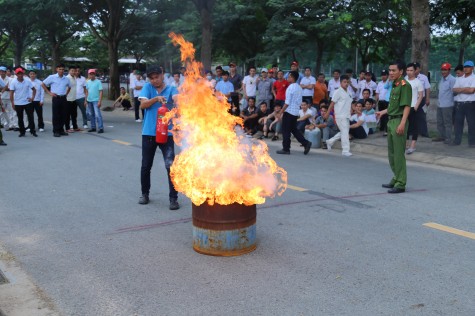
[0,105,474,316]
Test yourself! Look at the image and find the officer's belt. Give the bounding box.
[388,115,403,120]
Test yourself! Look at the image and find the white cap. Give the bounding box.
[261,68,268,73]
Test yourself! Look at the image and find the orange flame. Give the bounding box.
[168,33,287,206]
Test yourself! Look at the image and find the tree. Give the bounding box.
[72,0,146,99]
[192,0,215,70]
[411,0,430,72]
[0,0,35,66]
[432,0,475,64]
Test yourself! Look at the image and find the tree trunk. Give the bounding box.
[199,4,213,70]
[458,28,469,65]
[411,0,430,73]
[13,34,24,67]
[51,44,61,72]
[108,42,120,100]
[315,41,324,74]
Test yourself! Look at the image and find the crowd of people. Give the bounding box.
[0,64,105,144]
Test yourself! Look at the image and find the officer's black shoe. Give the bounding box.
[0,141,7,146]
[138,194,149,205]
[59,131,69,136]
[31,132,38,137]
[276,149,290,155]
[18,133,25,137]
[388,187,405,194]
[304,142,312,155]
[382,183,394,188]
[53,133,61,137]
[169,199,180,210]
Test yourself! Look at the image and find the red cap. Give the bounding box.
[268,69,274,73]
[88,69,96,74]
[441,63,451,70]
[291,61,299,67]
[14,67,25,74]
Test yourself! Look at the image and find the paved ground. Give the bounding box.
[0,98,474,316]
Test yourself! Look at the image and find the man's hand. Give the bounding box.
[98,101,101,108]
[396,122,405,135]
[50,92,57,97]
[40,102,43,106]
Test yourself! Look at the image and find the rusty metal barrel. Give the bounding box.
[192,203,256,256]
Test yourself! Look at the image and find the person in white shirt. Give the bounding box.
[345,69,358,100]
[325,75,353,156]
[276,71,312,155]
[349,101,368,139]
[296,100,314,133]
[65,66,80,132]
[375,69,389,134]
[328,69,341,99]
[300,67,316,105]
[130,71,145,122]
[242,66,258,100]
[0,66,19,130]
[10,68,36,137]
[452,60,475,146]
[28,70,45,132]
[404,63,424,154]
[414,62,431,137]
[75,67,88,129]
[170,72,181,88]
[357,71,377,99]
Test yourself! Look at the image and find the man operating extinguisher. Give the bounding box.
[138,66,180,210]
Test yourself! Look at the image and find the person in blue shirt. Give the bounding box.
[137,66,180,210]
[214,71,234,102]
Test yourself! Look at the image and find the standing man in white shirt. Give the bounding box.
[328,69,341,100]
[0,66,18,131]
[325,75,353,156]
[414,62,431,137]
[357,71,377,99]
[451,60,475,147]
[404,63,424,154]
[375,70,389,135]
[76,67,88,129]
[300,67,316,105]
[28,70,45,132]
[276,71,312,155]
[433,63,456,144]
[41,63,71,137]
[131,71,145,122]
[10,68,37,137]
[242,66,258,101]
[66,66,80,132]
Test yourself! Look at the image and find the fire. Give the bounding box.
[168,33,287,206]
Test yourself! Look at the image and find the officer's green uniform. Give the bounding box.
[386,76,412,189]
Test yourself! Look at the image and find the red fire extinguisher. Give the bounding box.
[156,103,169,143]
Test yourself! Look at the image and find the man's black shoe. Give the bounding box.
[13,128,19,131]
[138,194,149,205]
[388,187,405,194]
[59,131,69,136]
[0,141,7,146]
[276,149,290,155]
[382,183,394,188]
[31,132,38,137]
[53,133,61,137]
[169,199,180,210]
[88,128,96,133]
[18,133,25,137]
[304,142,312,155]
[98,129,104,134]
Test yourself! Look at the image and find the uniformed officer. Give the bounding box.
[376,61,412,193]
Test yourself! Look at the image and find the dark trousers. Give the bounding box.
[66,101,78,130]
[15,104,35,134]
[134,97,144,120]
[31,101,44,129]
[76,98,88,126]
[378,101,389,132]
[230,92,239,108]
[296,119,309,134]
[141,135,178,200]
[282,112,310,151]
[52,95,67,133]
[349,121,367,139]
[407,107,419,141]
[454,101,475,145]
[417,97,429,137]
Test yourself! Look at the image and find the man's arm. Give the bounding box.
[41,82,56,97]
[98,90,103,107]
[30,87,36,102]
[139,95,167,109]
[414,90,423,111]
[9,90,14,110]
[397,105,411,135]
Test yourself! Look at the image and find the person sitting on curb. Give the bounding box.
[113,87,132,110]
[349,101,368,139]
[307,105,338,148]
